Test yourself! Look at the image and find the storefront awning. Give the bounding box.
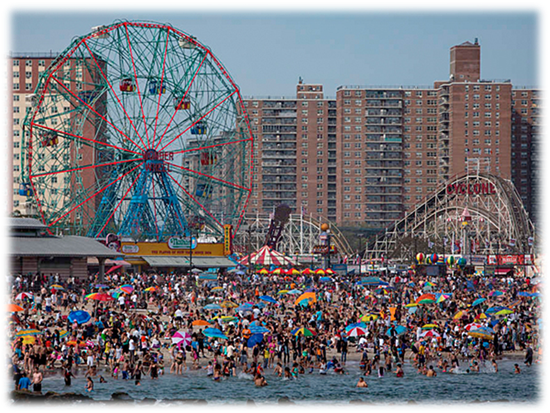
[142,256,234,268]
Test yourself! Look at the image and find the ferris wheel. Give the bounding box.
[21,20,254,241]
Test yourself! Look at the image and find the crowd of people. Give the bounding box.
[8,265,542,395]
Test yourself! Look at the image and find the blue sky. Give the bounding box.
[8,10,539,97]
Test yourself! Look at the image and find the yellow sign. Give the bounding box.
[223,225,232,255]
[121,242,225,257]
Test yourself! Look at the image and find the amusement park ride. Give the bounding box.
[20,20,254,244]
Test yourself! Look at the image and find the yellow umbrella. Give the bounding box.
[258,268,269,275]
[361,314,379,322]
[221,300,238,308]
[404,303,418,308]
[422,324,438,330]
[14,336,36,345]
[211,286,224,291]
[453,310,467,320]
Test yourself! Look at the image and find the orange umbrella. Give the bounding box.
[295,292,317,306]
[192,320,211,326]
[7,304,24,312]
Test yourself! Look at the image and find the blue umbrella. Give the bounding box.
[250,326,270,334]
[255,302,266,309]
[472,298,486,306]
[362,276,381,285]
[485,306,509,314]
[236,305,253,313]
[288,289,302,294]
[386,325,407,336]
[203,328,227,339]
[408,282,415,287]
[259,295,277,304]
[320,277,331,282]
[204,304,222,310]
[247,333,263,348]
[68,310,91,325]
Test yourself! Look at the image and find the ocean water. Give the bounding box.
[11,358,539,405]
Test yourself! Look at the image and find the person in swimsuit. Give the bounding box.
[356,377,368,388]
[395,363,404,377]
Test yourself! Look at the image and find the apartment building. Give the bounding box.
[9,54,104,233]
[243,81,337,223]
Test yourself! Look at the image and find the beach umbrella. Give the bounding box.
[489,290,504,297]
[472,298,486,307]
[287,289,302,294]
[315,269,326,275]
[416,293,436,305]
[172,331,192,347]
[468,326,494,340]
[247,333,264,348]
[204,304,222,310]
[68,310,91,325]
[436,293,451,303]
[50,284,65,290]
[16,336,36,345]
[85,293,114,301]
[320,276,332,282]
[15,329,42,338]
[255,302,267,309]
[211,286,224,291]
[387,325,407,336]
[271,268,283,275]
[485,306,509,314]
[422,324,438,330]
[191,268,203,274]
[219,316,238,323]
[420,330,440,338]
[361,314,379,322]
[295,292,316,306]
[325,268,335,275]
[293,327,316,337]
[288,268,300,275]
[192,320,211,327]
[236,305,253,313]
[346,326,367,337]
[475,313,487,320]
[15,292,33,301]
[408,282,416,287]
[453,310,468,320]
[221,300,238,308]
[249,326,270,334]
[495,309,514,316]
[7,304,24,312]
[375,288,389,295]
[259,295,277,304]
[362,276,381,285]
[404,302,418,308]
[203,328,228,339]
[119,284,134,294]
[66,341,87,347]
[345,322,367,331]
[59,330,69,339]
[277,290,289,295]
[301,268,312,275]
[144,286,158,292]
[464,323,482,331]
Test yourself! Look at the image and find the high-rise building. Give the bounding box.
[9,54,104,233]
[243,81,338,223]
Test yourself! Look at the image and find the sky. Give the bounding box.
[6,8,540,97]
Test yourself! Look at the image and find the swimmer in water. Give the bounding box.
[491,359,498,373]
[254,374,268,387]
[395,363,404,377]
[514,364,521,374]
[356,377,368,388]
[284,367,292,379]
[426,366,437,377]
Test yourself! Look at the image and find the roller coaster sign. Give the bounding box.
[447,181,496,196]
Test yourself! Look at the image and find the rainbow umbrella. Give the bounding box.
[59,330,69,339]
[119,285,134,294]
[292,327,316,337]
[422,324,438,330]
[144,286,158,292]
[85,293,114,301]
[404,303,418,308]
[15,329,42,337]
[416,293,436,304]
[345,322,367,331]
[50,284,65,290]
[436,294,451,303]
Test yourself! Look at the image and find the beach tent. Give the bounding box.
[239,245,297,266]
